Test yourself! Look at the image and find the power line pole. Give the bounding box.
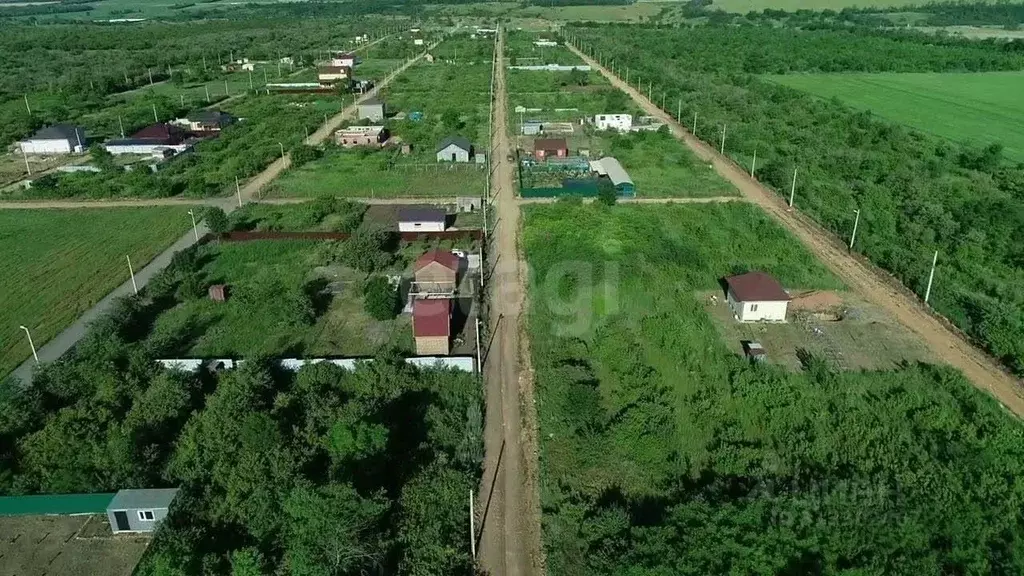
[693,112,698,136]
[788,167,798,208]
[849,209,860,250]
[719,124,726,155]
[677,99,681,122]
[23,94,31,115]
[21,147,31,176]
[235,176,242,207]
[205,85,211,103]
[924,250,939,304]
[750,146,757,178]
[127,255,138,295]
[469,490,476,560]
[152,103,158,123]
[118,115,125,138]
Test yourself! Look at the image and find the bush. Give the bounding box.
[203,206,230,234]
[289,144,322,168]
[341,227,396,273]
[362,276,399,320]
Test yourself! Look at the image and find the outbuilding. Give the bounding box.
[724,271,790,322]
[104,123,191,155]
[358,97,386,121]
[398,207,448,232]
[533,138,568,160]
[436,135,473,163]
[414,250,459,295]
[317,65,351,85]
[19,124,88,155]
[592,156,634,196]
[593,113,633,132]
[106,488,179,534]
[334,125,389,147]
[413,298,451,355]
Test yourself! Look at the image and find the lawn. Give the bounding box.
[770,70,1024,161]
[0,207,192,378]
[524,200,1024,575]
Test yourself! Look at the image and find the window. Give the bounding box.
[138,510,155,521]
[413,222,422,227]
[749,304,759,312]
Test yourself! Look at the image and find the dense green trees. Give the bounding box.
[573,24,1024,375]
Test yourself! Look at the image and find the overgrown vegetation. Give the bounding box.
[573,23,1024,374]
[525,200,1024,575]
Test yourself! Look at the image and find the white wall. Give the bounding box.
[399,221,446,232]
[437,143,470,163]
[594,114,632,132]
[727,290,788,322]
[104,143,189,156]
[20,139,77,155]
[331,57,355,67]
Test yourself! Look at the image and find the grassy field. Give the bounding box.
[770,71,1024,161]
[0,207,192,378]
[524,200,1024,574]
[701,0,971,12]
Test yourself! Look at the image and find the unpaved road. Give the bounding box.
[5,47,433,386]
[477,28,544,576]
[517,195,747,205]
[570,43,1024,415]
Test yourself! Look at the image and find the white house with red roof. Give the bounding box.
[724,271,790,322]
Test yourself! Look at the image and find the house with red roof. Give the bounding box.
[413,250,459,295]
[413,298,451,355]
[724,271,790,322]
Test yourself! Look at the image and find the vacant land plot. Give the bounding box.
[525,200,1024,575]
[0,515,149,576]
[771,71,1024,160]
[0,207,191,378]
[707,0,950,12]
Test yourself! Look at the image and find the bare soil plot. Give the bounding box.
[0,515,149,576]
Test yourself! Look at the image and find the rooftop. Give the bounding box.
[596,156,633,187]
[437,135,472,153]
[534,138,567,151]
[399,207,447,224]
[106,488,179,511]
[413,298,451,337]
[725,271,790,302]
[129,123,186,142]
[28,124,86,143]
[414,250,459,272]
[361,97,383,106]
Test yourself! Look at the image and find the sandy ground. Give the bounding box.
[477,28,544,576]
[569,41,1024,416]
[0,515,150,576]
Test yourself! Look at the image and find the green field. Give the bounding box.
[0,207,192,378]
[525,200,1024,575]
[771,71,1024,161]
[702,0,974,12]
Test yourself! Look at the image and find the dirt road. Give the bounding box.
[477,28,544,576]
[517,195,747,205]
[569,43,1024,415]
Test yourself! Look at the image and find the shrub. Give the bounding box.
[203,206,230,234]
[362,276,399,320]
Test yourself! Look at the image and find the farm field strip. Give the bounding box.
[0,207,193,378]
[568,40,1024,415]
[770,70,1024,161]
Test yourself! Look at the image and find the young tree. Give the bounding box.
[289,144,322,168]
[363,276,399,320]
[204,206,230,234]
[597,178,617,206]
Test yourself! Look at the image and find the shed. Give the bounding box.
[19,124,88,155]
[595,156,634,196]
[209,284,228,302]
[534,138,568,160]
[413,298,451,355]
[106,488,179,534]
[457,196,482,212]
[593,114,633,132]
[414,250,459,294]
[358,97,386,121]
[436,135,473,163]
[724,271,790,322]
[521,121,543,136]
[398,207,448,233]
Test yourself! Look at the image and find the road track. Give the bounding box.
[568,42,1024,416]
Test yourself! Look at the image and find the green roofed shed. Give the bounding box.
[0,493,116,516]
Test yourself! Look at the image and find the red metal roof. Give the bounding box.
[414,250,459,272]
[318,65,351,74]
[534,138,567,151]
[725,271,790,302]
[413,298,450,337]
[130,123,185,143]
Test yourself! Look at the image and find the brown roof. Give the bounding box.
[318,65,351,74]
[725,271,790,302]
[413,298,450,337]
[130,123,185,142]
[414,250,459,272]
[534,138,567,151]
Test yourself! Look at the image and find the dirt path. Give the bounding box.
[569,43,1024,415]
[517,195,747,205]
[477,28,544,576]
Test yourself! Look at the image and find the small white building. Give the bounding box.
[414,38,424,46]
[106,488,179,534]
[436,135,473,163]
[358,97,386,121]
[398,207,448,233]
[534,39,558,47]
[330,52,357,68]
[318,65,351,85]
[19,124,88,155]
[724,271,790,323]
[594,114,633,132]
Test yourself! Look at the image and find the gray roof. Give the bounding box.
[188,110,234,123]
[398,207,447,223]
[107,488,179,511]
[436,135,472,153]
[597,157,632,187]
[30,124,86,143]
[360,97,383,106]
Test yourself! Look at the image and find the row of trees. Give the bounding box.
[572,24,1024,376]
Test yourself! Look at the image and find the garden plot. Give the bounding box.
[0,515,149,576]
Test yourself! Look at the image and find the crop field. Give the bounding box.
[0,207,192,378]
[270,36,492,199]
[770,71,1024,161]
[524,200,1024,575]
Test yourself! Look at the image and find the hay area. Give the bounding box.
[0,515,150,576]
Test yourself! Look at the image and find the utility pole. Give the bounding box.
[235,176,242,207]
[788,167,798,208]
[469,490,476,560]
[750,147,757,178]
[719,124,726,155]
[180,94,184,107]
[127,255,138,295]
[647,81,652,100]
[118,115,125,138]
[148,68,153,85]
[152,103,158,123]
[693,112,698,136]
[203,54,207,72]
[279,141,285,158]
[205,85,211,103]
[677,99,681,122]
[625,67,629,84]
[21,147,31,176]
[849,209,860,250]
[187,209,199,241]
[924,250,939,304]
[224,79,229,96]
[249,70,253,90]
[19,326,38,364]
[23,94,31,115]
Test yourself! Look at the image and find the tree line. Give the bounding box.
[571,23,1024,376]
